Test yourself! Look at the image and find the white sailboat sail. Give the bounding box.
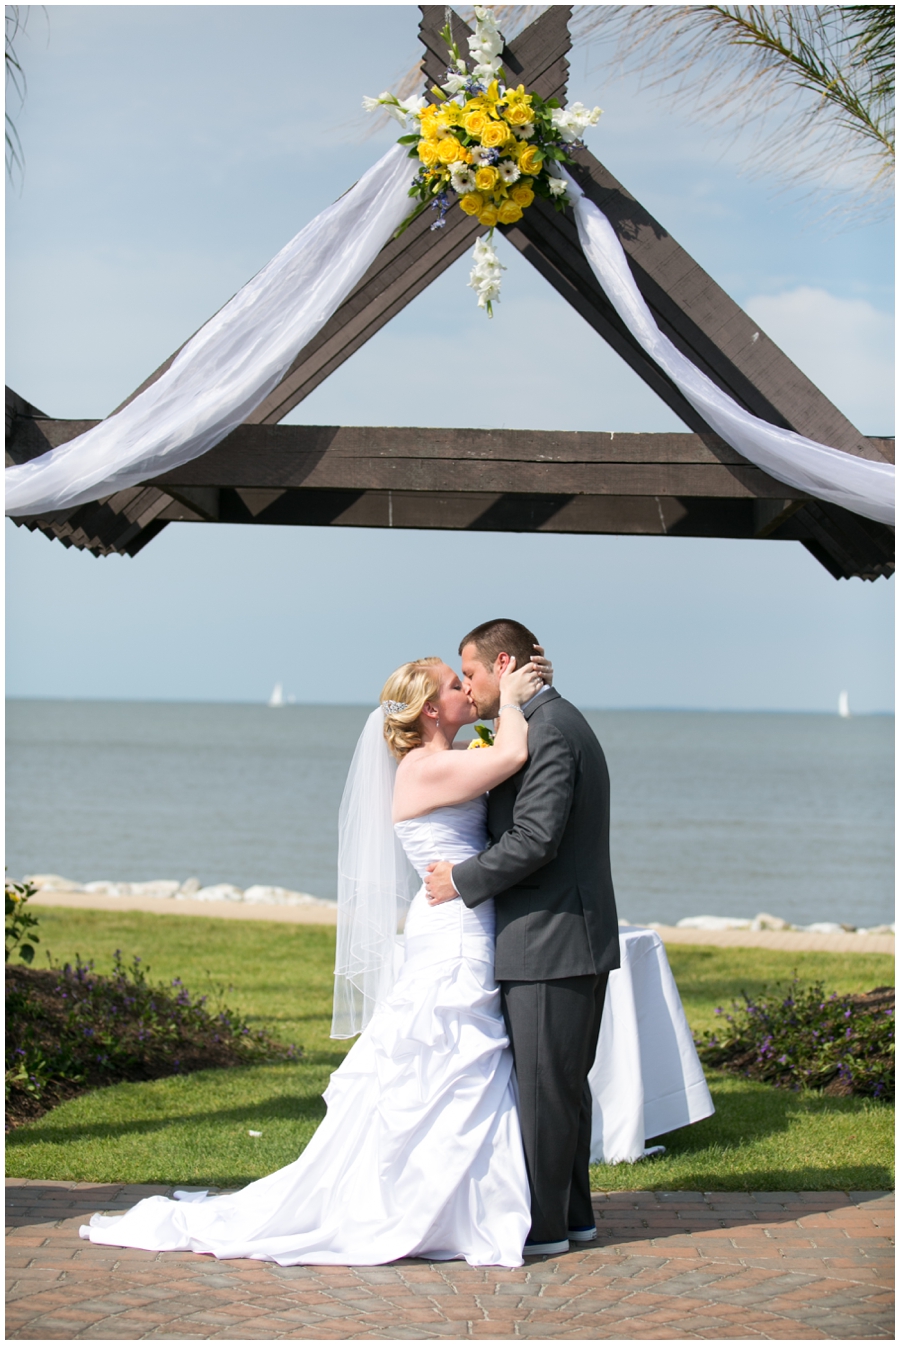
[838,691,850,718]
[268,683,285,708]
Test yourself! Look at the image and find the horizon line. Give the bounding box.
[4,695,895,717]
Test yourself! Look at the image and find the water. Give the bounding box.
[5,700,894,929]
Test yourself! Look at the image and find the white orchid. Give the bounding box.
[442,71,470,95]
[497,158,520,185]
[468,234,506,315]
[362,91,428,129]
[547,175,568,198]
[469,5,504,83]
[550,101,603,143]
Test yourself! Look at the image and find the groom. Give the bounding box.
[425,618,620,1256]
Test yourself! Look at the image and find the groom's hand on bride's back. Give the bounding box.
[425,862,458,905]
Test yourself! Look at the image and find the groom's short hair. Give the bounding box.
[459,618,539,672]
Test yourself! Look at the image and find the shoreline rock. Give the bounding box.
[22,875,334,910]
[672,911,894,937]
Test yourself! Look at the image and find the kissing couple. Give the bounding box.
[81,618,621,1268]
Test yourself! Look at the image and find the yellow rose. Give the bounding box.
[518,143,543,176]
[417,139,441,168]
[478,204,499,227]
[497,199,523,225]
[474,165,499,192]
[503,102,531,127]
[510,182,535,208]
[467,738,490,749]
[438,136,464,165]
[481,119,511,149]
[464,110,487,137]
[459,192,484,216]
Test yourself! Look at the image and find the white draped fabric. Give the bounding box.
[6,145,892,527]
[589,926,714,1165]
[563,171,895,526]
[5,144,416,517]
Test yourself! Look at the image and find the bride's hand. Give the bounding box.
[498,656,545,709]
[532,645,553,686]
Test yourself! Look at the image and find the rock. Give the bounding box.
[801,921,845,935]
[676,915,752,931]
[23,874,84,892]
[751,912,790,931]
[858,924,895,936]
[242,885,329,907]
[193,884,245,902]
[179,877,201,896]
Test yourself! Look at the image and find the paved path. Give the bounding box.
[26,895,895,952]
[6,1182,893,1339]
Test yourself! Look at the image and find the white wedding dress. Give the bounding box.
[79,797,531,1267]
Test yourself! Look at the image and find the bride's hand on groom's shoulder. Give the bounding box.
[498,656,545,708]
[532,644,553,686]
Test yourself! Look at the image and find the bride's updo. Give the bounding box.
[380,657,442,760]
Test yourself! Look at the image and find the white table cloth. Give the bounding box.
[589,925,714,1164]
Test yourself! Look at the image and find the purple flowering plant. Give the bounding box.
[7,949,300,1127]
[697,978,894,1100]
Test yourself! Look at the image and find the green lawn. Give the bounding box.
[6,907,894,1190]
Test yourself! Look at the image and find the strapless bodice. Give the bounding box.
[394,796,489,879]
[394,796,495,965]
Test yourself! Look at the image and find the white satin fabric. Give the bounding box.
[589,926,714,1165]
[563,170,895,526]
[79,798,531,1268]
[5,144,417,517]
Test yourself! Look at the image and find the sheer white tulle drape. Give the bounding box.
[6,143,892,529]
[331,709,420,1040]
[5,144,417,517]
[561,169,894,526]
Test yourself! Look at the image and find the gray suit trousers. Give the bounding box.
[501,973,608,1245]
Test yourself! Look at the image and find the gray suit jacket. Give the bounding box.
[452,689,621,981]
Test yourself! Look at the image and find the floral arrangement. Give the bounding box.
[364,6,601,315]
[467,724,496,749]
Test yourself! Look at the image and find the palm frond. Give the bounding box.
[573,5,894,222]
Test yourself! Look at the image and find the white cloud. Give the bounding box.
[744,288,894,435]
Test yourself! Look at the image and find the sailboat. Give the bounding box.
[268,682,285,708]
[838,690,850,719]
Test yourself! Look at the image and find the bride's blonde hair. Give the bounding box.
[380,657,442,760]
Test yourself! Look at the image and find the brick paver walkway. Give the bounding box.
[6,1182,893,1339]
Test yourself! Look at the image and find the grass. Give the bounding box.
[6,907,894,1190]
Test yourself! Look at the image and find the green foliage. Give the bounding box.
[697,980,894,1099]
[5,878,40,964]
[575,4,895,219]
[6,949,299,1125]
[6,907,894,1191]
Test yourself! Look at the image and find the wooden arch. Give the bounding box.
[6,6,893,579]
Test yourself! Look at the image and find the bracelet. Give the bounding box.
[498,704,526,715]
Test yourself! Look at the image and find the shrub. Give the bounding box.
[6,951,300,1128]
[696,980,894,1100]
[5,879,40,964]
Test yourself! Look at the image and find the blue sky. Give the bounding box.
[5,5,894,710]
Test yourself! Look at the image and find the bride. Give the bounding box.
[80,653,548,1267]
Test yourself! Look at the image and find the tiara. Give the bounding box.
[381,699,409,717]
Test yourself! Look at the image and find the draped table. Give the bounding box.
[589,925,714,1164]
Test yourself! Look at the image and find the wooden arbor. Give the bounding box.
[6,6,893,580]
